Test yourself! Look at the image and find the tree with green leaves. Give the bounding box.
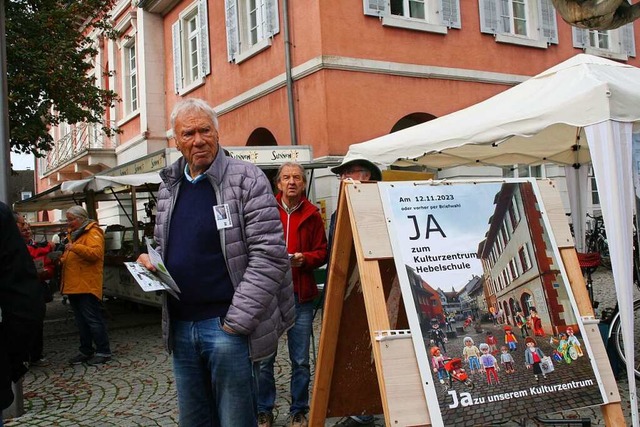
[7,0,119,156]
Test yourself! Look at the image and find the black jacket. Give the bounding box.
[0,202,45,410]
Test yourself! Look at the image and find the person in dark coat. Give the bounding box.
[0,202,45,419]
[326,158,382,427]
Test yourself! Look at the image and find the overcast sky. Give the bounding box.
[10,152,34,170]
[381,182,502,292]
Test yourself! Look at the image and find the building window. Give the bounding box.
[124,42,138,114]
[573,24,636,59]
[509,259,517,279]
[225,0,279,63]
[187,15,200,82]
[364,0,461,32]
[589,30,609,50]
[500,0,527,37]
[248,0,266,44]
[390,0,426,19]
[21,191,32,200]
[173,0,210,94]
[590,167,600,205]
[479,0,558,47]
[519,244,532,272]
[512,193,522,225]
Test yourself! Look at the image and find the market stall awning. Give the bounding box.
[60,172,162,193]
[13,184,75,211]
[14,172,162,212]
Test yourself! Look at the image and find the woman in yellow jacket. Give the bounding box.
[60,206,111,365]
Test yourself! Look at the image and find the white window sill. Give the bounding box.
[583,47,627,61]
[382,15,447,34]
[235,38,272,64]
[117,110,140,127]
[495,33,548,49]
[178,76,206,96]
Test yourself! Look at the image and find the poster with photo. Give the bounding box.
[379,179,605,426]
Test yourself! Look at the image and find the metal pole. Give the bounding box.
[0,2,21,419]
[0,0,11,204]
[282,0,298,146]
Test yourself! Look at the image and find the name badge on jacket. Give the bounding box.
[214,204,232,229]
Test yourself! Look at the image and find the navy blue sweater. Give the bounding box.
[165,179,234,321]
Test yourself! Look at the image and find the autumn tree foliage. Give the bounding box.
[6,0,119,156]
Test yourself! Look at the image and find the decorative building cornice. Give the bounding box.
[214,55,529,116]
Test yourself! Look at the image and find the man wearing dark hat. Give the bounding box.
[330,158,383,182]
[328,157,381,427]
[327,157,382,257]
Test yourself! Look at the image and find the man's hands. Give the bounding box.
[136,253,156,272]
[136,253,239,336]
[290,252,305,268]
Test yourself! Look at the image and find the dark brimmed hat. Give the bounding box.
[330,158,382,182]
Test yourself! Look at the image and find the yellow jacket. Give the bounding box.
[60,221,105,299]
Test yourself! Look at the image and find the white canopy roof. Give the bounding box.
[344,54,640,169]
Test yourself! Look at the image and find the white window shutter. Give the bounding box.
[572,27,588,48]
[198,0,211,77]
[621,23,636,57]
[266,0,280,37]
[172,21,183,93]
[363,0,386,17]
[440,0,461,29]
[538,0,558,44]
[224,0,239,62]
[479,0,499,34]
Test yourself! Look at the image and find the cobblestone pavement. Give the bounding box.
[2,268,638,426]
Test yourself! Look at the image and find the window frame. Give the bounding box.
[123,39,138,115]
[573,24,635,60]
[479,0,558,48]
[364,0,461,33]
[500,0,529,38]
[225,0,279,64]
[173,0,210,95]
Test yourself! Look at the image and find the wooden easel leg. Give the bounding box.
[309,189,354,427]
[560,248,626,426]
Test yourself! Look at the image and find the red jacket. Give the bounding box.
[26,241,54,282]
[276,193,327,303]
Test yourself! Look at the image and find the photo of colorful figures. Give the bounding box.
[380,180,605,426]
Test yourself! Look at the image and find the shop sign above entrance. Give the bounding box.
[225,146,313,166]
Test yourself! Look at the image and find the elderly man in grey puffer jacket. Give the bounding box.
[137,98,295,427]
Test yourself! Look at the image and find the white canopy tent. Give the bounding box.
[345,54,639,425]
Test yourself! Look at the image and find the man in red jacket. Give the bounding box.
[15,213,54,367]
[258,162,327,427]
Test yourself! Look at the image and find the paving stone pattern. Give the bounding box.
[2,269,638,426]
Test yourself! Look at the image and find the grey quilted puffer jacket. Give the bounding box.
[155,149,295,361]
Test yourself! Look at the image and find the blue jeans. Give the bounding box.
[258,299,313,415]
[172,318,257,427]
[68,294,111,356]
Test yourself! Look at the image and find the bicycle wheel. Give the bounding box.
[611,299,640,379]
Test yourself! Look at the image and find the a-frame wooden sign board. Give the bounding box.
[309,180,625,427]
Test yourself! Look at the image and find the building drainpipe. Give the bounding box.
[0,0,11,204]
[282,0,298,146]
